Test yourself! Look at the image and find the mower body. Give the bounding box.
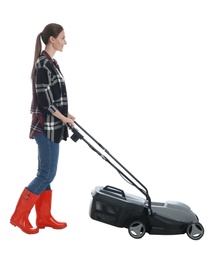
[89,185,204,240]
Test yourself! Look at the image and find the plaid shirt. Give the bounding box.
[29,51,69,143]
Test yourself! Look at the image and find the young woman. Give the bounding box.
[10,23,75,234]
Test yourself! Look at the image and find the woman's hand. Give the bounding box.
[63,117,75,127]
[67,113,75,127]
[68,112,76,121]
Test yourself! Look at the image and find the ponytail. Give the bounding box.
[31,33,42,81]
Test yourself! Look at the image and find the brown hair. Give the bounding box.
[31,23,64,80]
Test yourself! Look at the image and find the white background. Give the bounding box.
[0,0,212,258]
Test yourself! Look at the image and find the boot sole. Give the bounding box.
[37,225,67,229]
[10,220,39,234]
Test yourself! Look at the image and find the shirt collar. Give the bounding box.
[41,50,59,69]
[42,50,52,60]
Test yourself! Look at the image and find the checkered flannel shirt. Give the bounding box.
[29,51,69,143]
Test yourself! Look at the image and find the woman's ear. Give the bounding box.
[49,36,55,43]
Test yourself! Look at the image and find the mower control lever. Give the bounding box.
[67,124,84,142]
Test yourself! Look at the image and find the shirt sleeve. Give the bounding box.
[35,67,58,114]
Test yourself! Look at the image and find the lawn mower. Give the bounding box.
[68,122,204,240]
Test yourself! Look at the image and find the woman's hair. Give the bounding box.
[31,23,64,80]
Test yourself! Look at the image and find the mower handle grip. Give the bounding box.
[103,185,126,198]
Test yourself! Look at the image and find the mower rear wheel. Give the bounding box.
[186,222,204,240]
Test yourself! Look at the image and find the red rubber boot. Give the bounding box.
[10,188,39,234]
[35,190,67,229]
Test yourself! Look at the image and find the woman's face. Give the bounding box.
[52,30,67,52]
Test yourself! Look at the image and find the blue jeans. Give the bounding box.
[27,131,59,195]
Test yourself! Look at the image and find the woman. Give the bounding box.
[10,23,75,234]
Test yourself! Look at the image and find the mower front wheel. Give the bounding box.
[128,220,146,239]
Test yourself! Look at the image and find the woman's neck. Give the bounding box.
[44,45,56,59]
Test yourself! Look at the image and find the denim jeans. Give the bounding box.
[27,131,59,195]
